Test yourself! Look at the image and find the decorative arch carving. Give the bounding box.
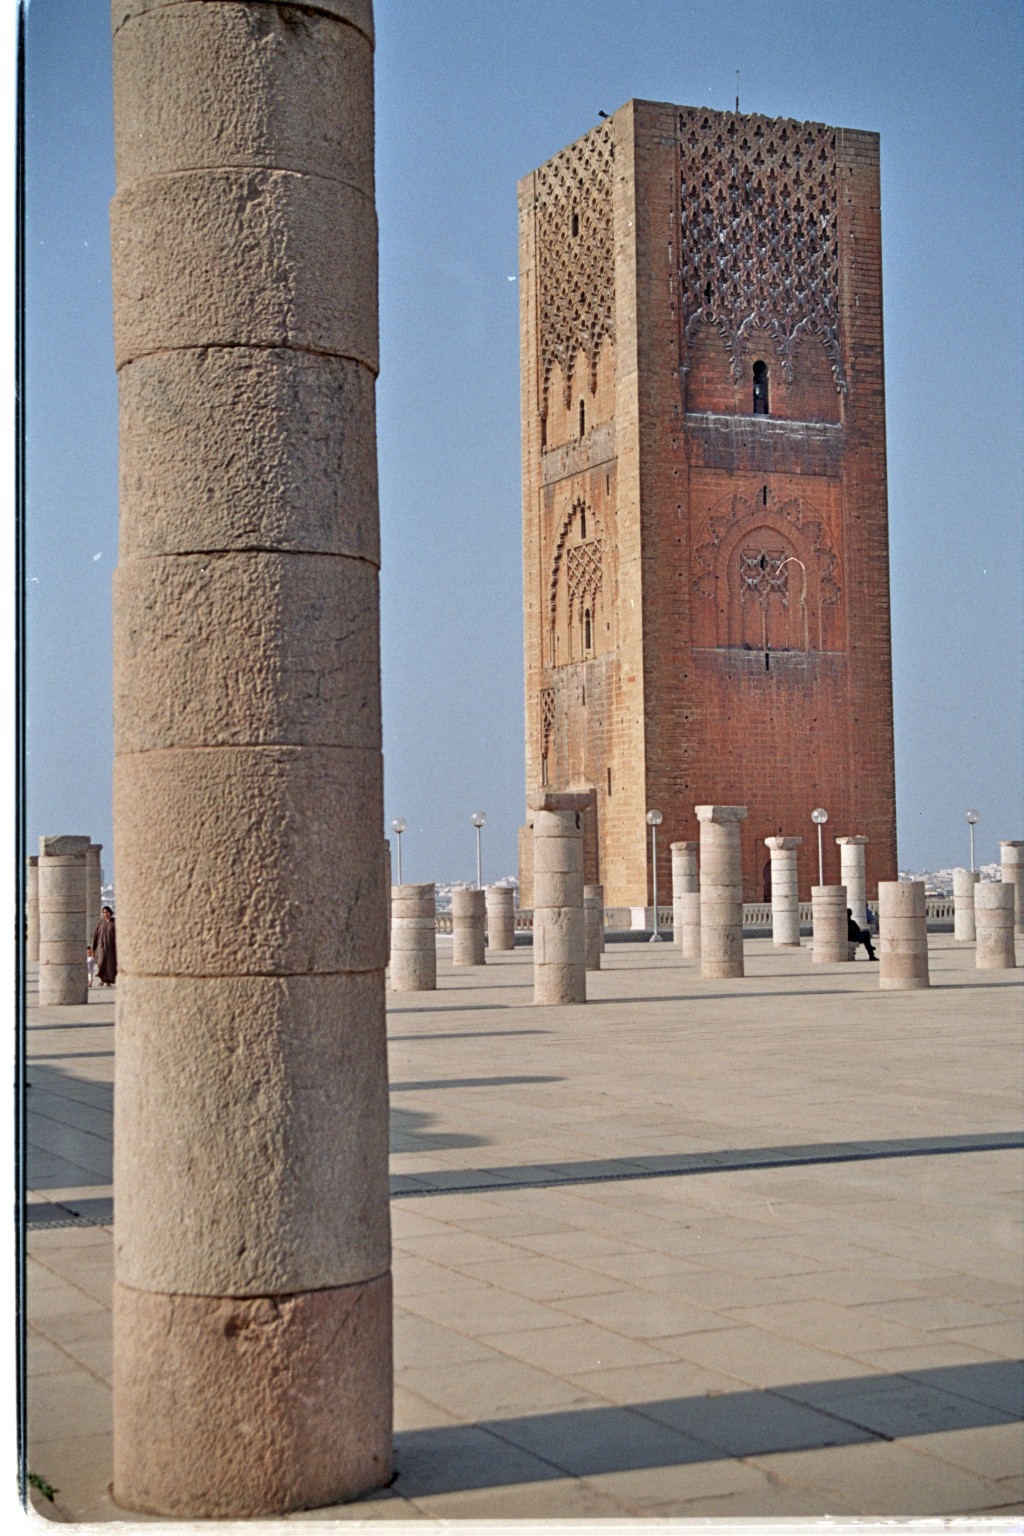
[549,499,607,665]
[678,110,846,394]
[691,487,841,651]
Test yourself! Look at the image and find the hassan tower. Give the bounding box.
[517,100,897,906]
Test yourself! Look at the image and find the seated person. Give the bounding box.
[847,907,877,960]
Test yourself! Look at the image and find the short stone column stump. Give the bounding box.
[530,792,587,1005]
[38,835,90,1006]
[878,880,929,990]
[584,884,604,971]
[485,884,516,952]
[976,882,1016,969]
[812,884,849,963]
[390,884,437,991]
[999,841,1023,939]
[766,836,802,947]
[953,867,980,943]
[696,805,747,979]
[452,887,485,966]
[670,841,700,958]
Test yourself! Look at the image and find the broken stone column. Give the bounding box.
[452,887,486,965]
[952,867,980,942]
[878,880,929,990]
[485,884,515,952]
[765,836,802,947]
[26,856,39,966]
[811,884,849,963]
[836,836,869,929]
[584,884,604,970]
[85,843,103,945]
[38,836,90,1005]
[999,841,1024,938]
[695,805,747,979]
[110,0,391,1516]
[975,882,1016,969]
[530,791,587,1004]
[390,884,436,991]
[670,841,700,958]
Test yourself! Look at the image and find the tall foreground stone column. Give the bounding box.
[110,0,390,1516]
[999,841,1024,938]
[765,837,802,947]
[836,836,869,929]
[26,856,39,966]
[975,883,1016,969]
[811,885,849,963]
[670,841,700,958]
[878,881,929,990]
[953,867,980,942]
[485,884,516,951]
[38,836,90,1005]
[530,792,587,1004]
[85,843,103,943]
[696,806,747,979]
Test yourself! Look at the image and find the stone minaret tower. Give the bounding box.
[518,100,897,905]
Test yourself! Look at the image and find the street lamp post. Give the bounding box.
[470,811,487,889]
[646,809,663,941]
[965,809,979,873]
[811,807,829,885]
[390,818,406,884]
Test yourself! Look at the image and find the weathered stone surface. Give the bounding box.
[390,884,436,991]
[766,836,802,947]
[111,170,377,370]
[811,884,849,963]
[952,867,980,942]
[118,350,380,563]
[85,844,103,944]
[114,553,381,752]
[112,1271,392,1519]
[836,836,869,929]
[485,885,516,951]
[534,962,586,1005]
[112,0,375,38]
[115,972,389,1294]
[878,880,929,989]
[38,839,89,1005]
[533,808,585,1003]
[527,791,592,814]
[583,884,604,969]
[451,887,486,966]
[697,807,746,978]
[671,842,701,958]
[115,746,386,976]
[999,841,1024,937]
[976,882,1016,969]
[113,1,374,190]
[26,857,39,965]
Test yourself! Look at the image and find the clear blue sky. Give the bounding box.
[23,0,1023,886]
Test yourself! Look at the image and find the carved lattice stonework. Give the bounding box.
[565,540,604,615]
[540,688,555,754]
[678,110,846,392]
[535,124,615,412]
[740,549,789,606]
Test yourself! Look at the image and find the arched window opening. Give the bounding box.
[753,359,769,414]
[762,484,768,506]
[579,398,586,437]
[583,607,592,653]
[571,209,579,238]
[541,752,549,787]
[579,507,587,539]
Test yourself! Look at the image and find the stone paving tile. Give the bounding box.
[747,1439,1020,1516]
[552,1285,737,1340]
[28,1370,113,1443]
[399,1282,575,1337]
[480,1319,679,1375]
[902,1421,1024,1483]
[725,1296,940,1355]
[861,1294,1011,1331]
[393,1310,502,1369]
[453,1252,629,1300]
[405,1475,636,1519]
[659,1323,882,1387]
[576,1451,774,1511]
[396,1355,603,1421]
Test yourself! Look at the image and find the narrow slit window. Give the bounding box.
[579,398,586,437]
[571,209,579,238]
[753,360,769,414]
[762,484,768,506]
[579,507,586,539]
[583,608,592,653]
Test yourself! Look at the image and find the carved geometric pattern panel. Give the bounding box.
[740,548,789,605]
[678,109,846,392]
[535,123,615,411]
[540,687,555,753]
[692,488,840,611]
[565,539,604,614]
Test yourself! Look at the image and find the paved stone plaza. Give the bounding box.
[25,936,1023,1522]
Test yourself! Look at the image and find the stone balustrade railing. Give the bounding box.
[433,897,957,935]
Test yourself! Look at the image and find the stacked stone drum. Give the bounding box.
[696,806,747,979]
[975,883,1016,970]
[670,841,700,958]
[485,884,516,952]
[765,836,802,947]
[811,884,849,963]
[953,868,980,942]
[26,856,39,966]
[878,880,929,990]
[1000,841,1024,939]
[38,835,90,1006]
[531,792,588,1004]
[584,884,604,970]
[110,0,391,1515]
[452,888,486,965]
[390,884,437,991]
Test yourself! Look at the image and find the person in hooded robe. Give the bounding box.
[91,906,118,987]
